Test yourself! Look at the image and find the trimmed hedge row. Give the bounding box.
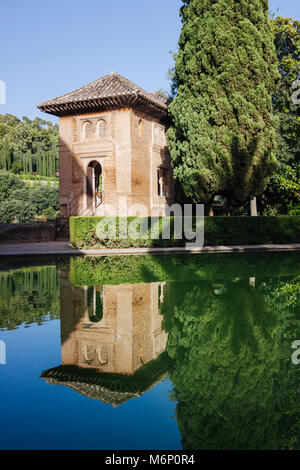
[70,216,300,249]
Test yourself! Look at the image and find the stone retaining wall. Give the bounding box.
[0,218,69,244]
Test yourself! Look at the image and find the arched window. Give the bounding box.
[153,124,165,144]
[83,121,94,140]
[138,119,143,137]
[160,127,165,145]
[154,125,159,143]
[157,167,169,197]
[97,119,107,139]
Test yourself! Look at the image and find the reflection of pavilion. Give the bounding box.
[41,276,170,406]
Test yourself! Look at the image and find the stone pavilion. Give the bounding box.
[38,72,175,217]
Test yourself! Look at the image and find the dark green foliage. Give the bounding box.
[272,16,300,163]
[0,170,59,222]
[10,161,23,174]
[0,266,60,330]
[69,216,187,249]
[29,185,59,215]
[203,215,300,244]
[69,216,300,249]
[70,250,300,286]
[258,166,300,215]
[167,0,279,204]
[258,17,300,215]
[8,187,31,203]
[0,200,36,223]
[161,276,300,449]
[0,171,23,202]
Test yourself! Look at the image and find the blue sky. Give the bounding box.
[0,0,299,123]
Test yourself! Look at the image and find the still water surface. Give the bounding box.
[0,252,299,450]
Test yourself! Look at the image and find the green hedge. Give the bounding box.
[70,216,300,249]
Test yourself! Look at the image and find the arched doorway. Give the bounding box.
[86,161,103,211]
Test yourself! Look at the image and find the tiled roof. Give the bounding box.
[41,353,171,406]
[38,72,170,118]
[43,376,139,407]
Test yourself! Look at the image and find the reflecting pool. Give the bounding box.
[0,251,299,450]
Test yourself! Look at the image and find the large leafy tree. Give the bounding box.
[258,17,300,215]
[167,0,279,211]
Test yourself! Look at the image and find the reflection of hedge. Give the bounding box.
[70,250,300,286]
[70,216,300,249]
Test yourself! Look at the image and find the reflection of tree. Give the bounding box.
[0,266,60,330]
[161,277,300,450]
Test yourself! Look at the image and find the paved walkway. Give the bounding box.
[0,242,299,257]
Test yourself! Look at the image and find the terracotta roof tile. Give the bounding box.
[38,72,169,118]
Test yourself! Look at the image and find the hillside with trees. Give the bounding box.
[0,114,58,177]
[0,114,59,222]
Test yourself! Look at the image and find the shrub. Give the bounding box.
[10,161,23,174]
[29,185,59,215]
[0,170,59,222]
[8,188,32,204]
[70,216,300,249]
[0,171,23,202]
[0,200,35,223]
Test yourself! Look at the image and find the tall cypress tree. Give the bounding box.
[42,154,46,176]
[36,148,42,175]
[0,145,5,170]
[22,152,27,174]
[167,0,280,211]
[55,153,59,175]
[25,149,32,174]
[50,150,56,177]
[0,139,11,171]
